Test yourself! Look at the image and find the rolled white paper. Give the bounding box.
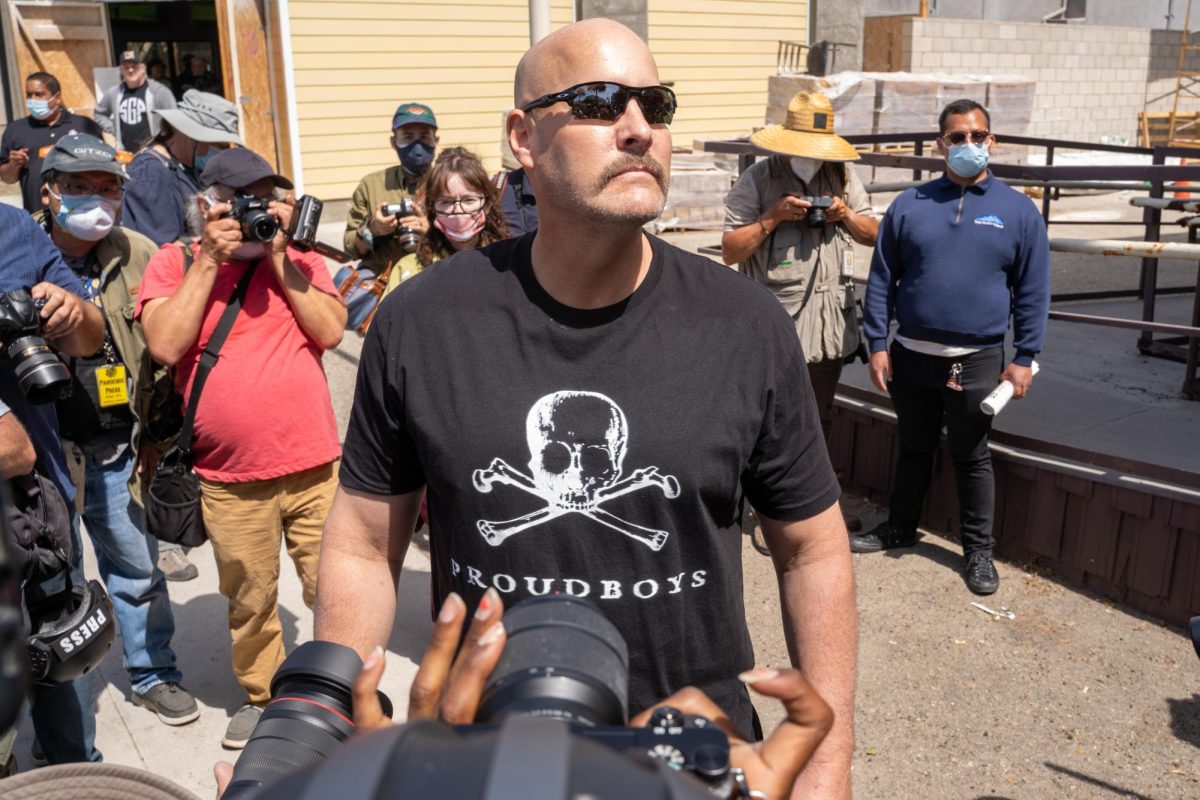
[980,361,1039,416]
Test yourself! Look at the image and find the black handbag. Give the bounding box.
[145,256,257,547]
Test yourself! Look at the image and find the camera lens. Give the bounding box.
[807,209,826,227]
[243,211,279,243]
[222,640,392,799]
[5,335,70,404]
[477,595,629,727]
[397,228,420,254]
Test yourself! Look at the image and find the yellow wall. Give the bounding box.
[287,0,573,200]
[648,0,806,145]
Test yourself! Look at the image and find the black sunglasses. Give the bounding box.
[521,81,677,125]
[943,129,992,146]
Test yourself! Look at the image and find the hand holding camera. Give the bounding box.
[368,202,401,238]
[200,198,245,266]
[30,281,85,341]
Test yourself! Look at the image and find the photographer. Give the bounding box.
[343,103,438,273]
[34,134,198,727]
[0,202,104,764]
[136,147,346,749]
[722,92,877,535]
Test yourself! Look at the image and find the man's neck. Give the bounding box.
[530,217,652,310]
[42,107,64,127]
[50,224,97,261]
[946,167,989,189]
[125,77,146,91]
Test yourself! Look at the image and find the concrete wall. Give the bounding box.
[898,16,1200,143]
[813,0,865,71]
[866,0,1187,30]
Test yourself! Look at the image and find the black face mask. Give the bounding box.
[396,140,435,177]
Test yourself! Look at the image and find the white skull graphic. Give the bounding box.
[526,391,628,510]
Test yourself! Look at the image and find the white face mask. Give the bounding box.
[50,190,117,242]
[790,157,821,185]
[232,242,267,261]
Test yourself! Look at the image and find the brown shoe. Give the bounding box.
[843,510,862,532]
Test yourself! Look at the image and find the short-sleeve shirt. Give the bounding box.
[0,205,87,503]
[135,245,342,482]
[724,158,873,362]
[0,112,104,213]
[339,232,840,736]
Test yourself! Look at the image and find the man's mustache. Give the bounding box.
[597,154,667,189]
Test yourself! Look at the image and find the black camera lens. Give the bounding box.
[477,595,629,727]
[397,228,420,254]
[222,640,393,799]
[242,211,279,243]
[807,208,826,227]
[5,335,69,404]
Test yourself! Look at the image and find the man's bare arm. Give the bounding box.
[0,413,36,478]
[759,502,858,800]
[313,486,422,659]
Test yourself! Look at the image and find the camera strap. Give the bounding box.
[175,244,258,454]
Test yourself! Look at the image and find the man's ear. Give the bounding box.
[40,185,51,209]
[507,111,534,171]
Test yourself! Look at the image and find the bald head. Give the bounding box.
[514,19,659,106]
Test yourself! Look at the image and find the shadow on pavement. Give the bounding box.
[1043,762,1154,800]
[1167,694,1200,749]
[386,564,436,663]
[882,535,963,579]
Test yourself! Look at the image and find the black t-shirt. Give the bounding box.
[0,112,104,212]
[118,84,152,151]
[340,233,840,736]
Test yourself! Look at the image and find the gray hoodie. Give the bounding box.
[94,78,177,150]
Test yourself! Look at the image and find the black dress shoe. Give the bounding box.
[964,552,1000,595]
[849,520,917,553]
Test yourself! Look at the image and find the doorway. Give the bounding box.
[106,2,225,101]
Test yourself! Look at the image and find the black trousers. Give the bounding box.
[886,342,1004,557]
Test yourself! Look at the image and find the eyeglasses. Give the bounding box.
[432,195,485,215]
[942,129,991,146]
[521,82,677,125]
[55,179,123,201]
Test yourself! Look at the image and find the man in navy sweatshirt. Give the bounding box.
[855,99,1050,595]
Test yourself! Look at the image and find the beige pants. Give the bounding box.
[200,460,338,703]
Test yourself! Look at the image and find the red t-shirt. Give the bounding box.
[136,244,342,482]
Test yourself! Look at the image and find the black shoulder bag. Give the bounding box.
[145,249,257,547]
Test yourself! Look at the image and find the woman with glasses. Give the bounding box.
[385,147,510,295]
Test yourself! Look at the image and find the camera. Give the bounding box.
[383,199,420,254]
[224,595,748,800]
[0,288,70,404]
[793,195,835,228]
[225,195,279,242]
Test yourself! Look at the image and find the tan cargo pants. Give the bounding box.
[200,460,338,704]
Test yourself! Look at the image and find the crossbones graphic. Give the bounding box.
[471,391,680,551]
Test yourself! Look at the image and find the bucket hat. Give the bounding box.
[155,89,243,146]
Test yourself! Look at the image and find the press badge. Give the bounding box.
[841,250,855,278]
[96,365,128,407]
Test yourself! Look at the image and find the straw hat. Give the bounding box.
[750,92,859,162]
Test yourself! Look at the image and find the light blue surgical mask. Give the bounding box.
[26,98,53,120]
[947,143,989,179]
[193,149,212,175]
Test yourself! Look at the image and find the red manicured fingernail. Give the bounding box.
[475,589,496,621]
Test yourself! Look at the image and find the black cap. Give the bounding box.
[119,50,142,64]
[40,134,126,179]
[199,147,294,191]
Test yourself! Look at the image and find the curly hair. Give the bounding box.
[415,147,510,267]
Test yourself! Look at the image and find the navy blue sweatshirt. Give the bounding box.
[863,172,1050,366]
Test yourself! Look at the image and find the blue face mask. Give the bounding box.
[947,143,990,179]
[193,150,211,175]
[396,140,435,176]
[26,98,53,120]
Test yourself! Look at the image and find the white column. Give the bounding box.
[530,0,551,45]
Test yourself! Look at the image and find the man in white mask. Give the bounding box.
[722,92,878,533]
[136,146,347,749]
[35,134,201,727]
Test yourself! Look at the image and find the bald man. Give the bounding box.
[316,20,855,799]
